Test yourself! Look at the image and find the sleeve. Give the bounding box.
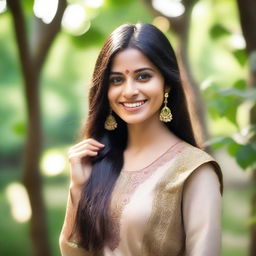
[59,186,93,256]
[182,163,222,256]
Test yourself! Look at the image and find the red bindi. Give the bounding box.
[125,69,130,74]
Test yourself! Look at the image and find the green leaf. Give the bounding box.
[232,49,247,67]
[233,79,246,90]
[225,99,239,124]
[209,24,231,39]
[209,95,240,125]
[236,144,256,169]
[227,141,241,156]
[12,122,26,136]
[205,136,233,149]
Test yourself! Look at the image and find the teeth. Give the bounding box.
[123,101,145,108]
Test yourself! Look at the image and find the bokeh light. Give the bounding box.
[40,150,66,176]
[0,0,6,13]
[230,34,246,49]
[153,16,170,33]
[84,0,104,9]
[33,0,59,24]
[152,0,185,18]
[62,3,90,35]
[6,183,32,223]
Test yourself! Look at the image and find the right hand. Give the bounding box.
[67,138,105,187]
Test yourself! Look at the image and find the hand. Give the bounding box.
[67,138,105,187]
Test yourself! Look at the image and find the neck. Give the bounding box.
[126,116,178,151]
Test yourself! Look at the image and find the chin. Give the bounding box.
[116,111,160,126]
[121,116,155,125]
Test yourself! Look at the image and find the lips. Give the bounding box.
[120,100,147,111]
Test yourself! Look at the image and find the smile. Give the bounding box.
[122,100,146,108]
[120,100,147,111]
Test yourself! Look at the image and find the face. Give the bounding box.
[108,48,166,126]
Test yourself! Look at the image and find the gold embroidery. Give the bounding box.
[141,144,220,256]
[107,142,184,250]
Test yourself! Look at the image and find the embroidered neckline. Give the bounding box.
[122,141,182,173]
[107,141,185,251]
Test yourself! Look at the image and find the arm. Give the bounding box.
[59,139,105,256]
[182,163,222,256]
[59,185,92,256]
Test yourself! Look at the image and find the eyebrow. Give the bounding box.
[110,67,155,75]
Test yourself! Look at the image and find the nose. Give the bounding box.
[123,78,139,98]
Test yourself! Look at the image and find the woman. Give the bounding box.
[59,23,223,256]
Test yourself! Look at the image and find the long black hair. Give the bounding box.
[74,23,198,251]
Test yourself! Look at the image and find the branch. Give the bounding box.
[142,0,199,35]
[236,0,256,87]
[7,0,33,82]
[33,0,67,72]
[236,0,256,53]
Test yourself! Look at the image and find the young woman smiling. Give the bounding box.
[59,23,223,256]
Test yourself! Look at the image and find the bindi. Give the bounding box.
[125,69,130,74]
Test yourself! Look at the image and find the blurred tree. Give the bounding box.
[6,0,67,256]
[2,0,254,255]
[236,0,256,254]
[200,1,256,254]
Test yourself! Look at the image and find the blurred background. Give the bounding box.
[0,0,255,255]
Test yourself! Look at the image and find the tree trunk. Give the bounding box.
[22,73,51,256]
[7,1,51,255]
[7,0,66,255]
[236,0,256,255]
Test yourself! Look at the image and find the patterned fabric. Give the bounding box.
[60,141,222,256]
[104,142,222,256]
[107,141,182,250]
[141,143,222,256]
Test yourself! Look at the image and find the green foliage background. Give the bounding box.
[0,0,254,255]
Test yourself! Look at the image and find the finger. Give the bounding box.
[68,149,98,161]
[69,144,101,155]
[71,138,105,150]
[68,145,102,159]
[76,138,104,148]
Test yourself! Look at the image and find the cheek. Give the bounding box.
[149,81,164,101]
[107,87,118,108]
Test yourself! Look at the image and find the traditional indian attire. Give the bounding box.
[60,141,223,256]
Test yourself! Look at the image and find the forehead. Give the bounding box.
[111,48,155,71]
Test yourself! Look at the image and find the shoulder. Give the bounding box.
[184,163,221,196]
[176,142,223,194]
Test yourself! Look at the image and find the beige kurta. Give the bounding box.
[60,141,223,256]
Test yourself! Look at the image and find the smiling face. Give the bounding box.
[107,48,166,126]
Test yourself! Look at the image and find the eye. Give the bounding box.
[109,76,123,85]
[136,73,152,82]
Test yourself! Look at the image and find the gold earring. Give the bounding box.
[160,92,173,122]
[104,110,117,130]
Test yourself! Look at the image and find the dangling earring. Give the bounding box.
[160,92,173,122]
[104,110,117,130]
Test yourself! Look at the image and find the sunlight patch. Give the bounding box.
[6,183,31,223]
